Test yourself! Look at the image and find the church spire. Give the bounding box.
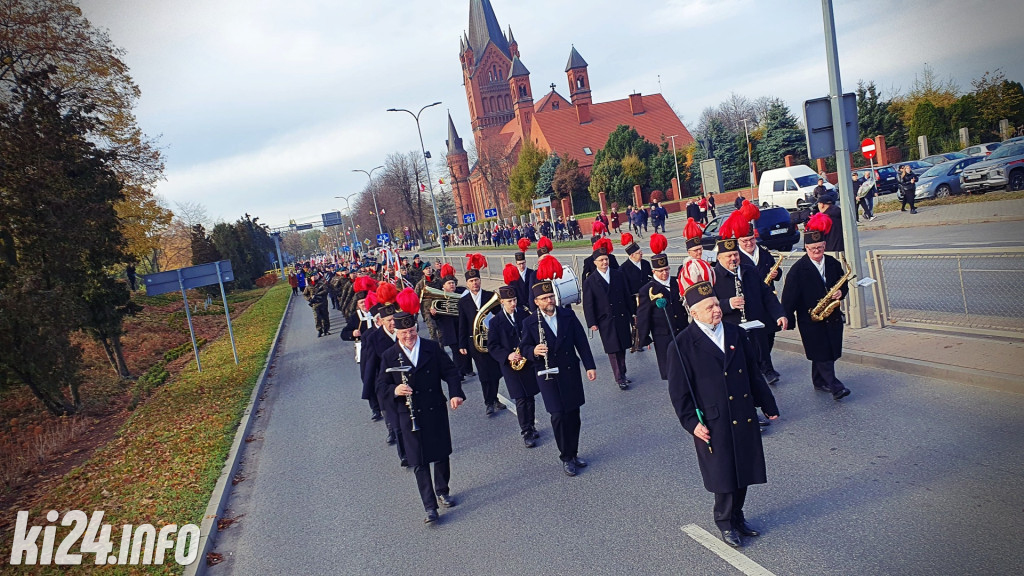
[467,0,510,63]
[446,111,466,156]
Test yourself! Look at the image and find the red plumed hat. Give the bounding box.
[683,217,704,241]
[649,233,668,255]
[620,232,634,246]
[376,282,398,305]
[536,255,564,280]
[538,236,553,253]
[678,260,716,293]
[806,212,833,235]
[517,238,531,252]
[364,292,379,309]
[465,253,488,270]
[503,263,521,284]
[440,263,455,278]
[739,199,761,223]
[395,287,421,315]
[592,220,607,235]
[593,237,614,254]
[718,211,748,239]
[353,275,377,293]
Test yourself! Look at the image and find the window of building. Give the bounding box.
[577,76,585,89]
[552,101,559,110]
[583,147,592,155]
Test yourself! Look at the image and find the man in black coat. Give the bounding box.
[781,224,851,400]
[737,228,784,383]
[817,196,844,253]
[619,240,653,297]
[457,267,506,415]
[580,236,620,282]
[635,253,688,380]
[431,274,471,378]
[361,304,407,464]
[582,247,635,389]
[377,310,465,524]
[513,251,536,311]
[521,280,597,477]
[667,281,780,548]
[488,286,541,447]
[712,238,787,389]
[341,288,379,420]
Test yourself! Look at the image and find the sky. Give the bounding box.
[78,0,1024,228]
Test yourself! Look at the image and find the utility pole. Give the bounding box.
[352,166,385,235]
[387,102,447,258]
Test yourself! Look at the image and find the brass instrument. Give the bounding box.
[764,252,784,286]
[510,348,527,371]
[810,254,856,322]
[472,292,501,353]
[420,285,461,317]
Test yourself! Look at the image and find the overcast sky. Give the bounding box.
[78,0,1024,228]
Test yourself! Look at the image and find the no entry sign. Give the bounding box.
[861,138,877,160]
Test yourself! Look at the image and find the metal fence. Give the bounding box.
[866,248,1024,337]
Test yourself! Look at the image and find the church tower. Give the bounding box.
[565,45,592,107]
[445,112,474,221]
[509,56,534,143]
[460,0,515,149]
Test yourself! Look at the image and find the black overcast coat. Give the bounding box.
[487,307,539,399]
[712,262,785,329]
[582,268,635,354]
[635,277,688,380]
[667,321,779,493]
[457,290,503,382]
[781,254,849,362]
[740,245,781,292]
[619,257,653,296]
[521,307,597,414]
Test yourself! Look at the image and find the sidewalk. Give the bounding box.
[859,197,1024,230]
[774,326,1024,394]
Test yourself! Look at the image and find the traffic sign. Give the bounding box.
[484,208,498,218]
[803,93,859,160]
[463,213,476,224]
[376,233,391,245]
[363,239,371,246]
[861,138,876,160]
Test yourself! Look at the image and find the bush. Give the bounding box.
[255,272,278,288]
[650,190,665,203]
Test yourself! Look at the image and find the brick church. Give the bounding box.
[446,0,695,221]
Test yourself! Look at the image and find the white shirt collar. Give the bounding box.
[629,257,642,268]
[383,326,397,341]
[810,256,826,281]
[471,289,482,308]
[656,275,671,287]
[400,336,421,367]
[542,310,558,337]
[695,319,725,352]
[598,268,611,284]
[741,247,758,265]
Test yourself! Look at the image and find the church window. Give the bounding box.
[583,147,593,155]
[505,95,511,109]
[552,101,559,110]
[577,76,586,89]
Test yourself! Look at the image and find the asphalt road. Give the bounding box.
[208,298,1024,576]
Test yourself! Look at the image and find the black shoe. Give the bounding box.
[623,378,632,384]
[523,436,536,448]
[720,529,743,547]
[370,410,383,422]
[735,520,760,537]
[833,387,851,400]
[768,369,781,382]
[386,429,397,445]
[317,331,323,337]
[911,209,918,214]
[437,494,457,508]
[813,384,831,392]
[400,458,409,468]
[618,381,629,390]
[424,509,439,524]
[758,413,770,427]
[563,460,577,477]
[764,371,780,385]
[494,401,507,410]
[529,429,540,440]
[465,371,476,377]
[572,457,588,468]
[901,208,906,212]
[485,404,495,416]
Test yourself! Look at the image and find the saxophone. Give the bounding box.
[764,252,783,286]
[810,254,856,322]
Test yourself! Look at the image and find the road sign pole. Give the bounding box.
[821,0,866,329]
[216,261,239,365]
[178,270,202,372]
[272,233,285,281]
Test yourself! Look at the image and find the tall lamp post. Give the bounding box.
[334,195,361,249]
[387,102,446,258]
[740,118,755,200]
[352,166,385,235]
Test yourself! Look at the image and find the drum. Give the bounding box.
[552,266,581,306]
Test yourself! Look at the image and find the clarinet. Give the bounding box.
[734,267,747,324]
[399,355,420,432]
[538,308,552,380]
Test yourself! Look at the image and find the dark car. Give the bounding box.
[922,152,968,165]
[700,207,800,252]
[902,160,934,178]
[853,165,899,195]
[915,157,986,199]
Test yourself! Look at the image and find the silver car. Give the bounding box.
[915,157,985,199]
[959,142,1024,193]
[960,142,1001,157]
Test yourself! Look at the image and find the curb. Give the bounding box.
[184,288,292,576]
[773,335,1022,395]
[859,214,1024,231]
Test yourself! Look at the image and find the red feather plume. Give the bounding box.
[353,276,376,293]
[806,212,833,235]
[364,292,379,309]
[620,232,634,246]
[536,255,564,280]
[592,220,607,234]
[718,211,748,239]
[395,287,421,315]
[739,199,761,222]
[649,233,668,255]
[538,236,553,252]
[594,237,614,254]
[440,263,455,278]
[465,253,488,270]
[376,282,398,305]
[517,238,531,252]
[683,217,704,241]
[503,263,521,284]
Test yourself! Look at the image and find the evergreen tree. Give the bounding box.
[534,153,561,197]
[689,117,746,193]
[909,100,948,153]
[856,80,903,148]
[755,101,807,172]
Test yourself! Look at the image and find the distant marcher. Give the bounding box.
[898,164,918,214]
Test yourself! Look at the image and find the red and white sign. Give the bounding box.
[861,138,877,160]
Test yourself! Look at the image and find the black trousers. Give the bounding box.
[900,193,916,211]
[480,379,499,406]
[551,408,581,462]
[514,396,537,436]
[713,486,748,531]
[607,352,627,383]
[367,394,380,413]
[811,360,843,393]
[413,459,451,511]
[313,306,330,333]
[764,331,776,373]
[449,344,472,376]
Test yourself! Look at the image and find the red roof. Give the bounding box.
[529,93,693,169]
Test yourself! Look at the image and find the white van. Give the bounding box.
[756,165,835,210]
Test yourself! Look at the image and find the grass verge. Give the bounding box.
[9,283,290,575]
[873,189,1024,213]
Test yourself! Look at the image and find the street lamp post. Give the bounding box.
[352,166,385,236]
[740,118,755,200]
[668,134,683,199]
[387,102,446,258]
[334,195,361,249]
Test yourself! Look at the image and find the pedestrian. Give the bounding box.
[521,265,598,477]
[489,285,541,447]
[667,280,780,548]
[697,196,708,225]
[781,213,852,400]
[816,196,844,253]
[125,263,137,291]
[288,271,298,294]
[630,208,645,239]
[706,194,717,219]
[812,178,828,203]
[303,274,331,337]
[582,244,635,389]
[635,247,687,380]
[855,173,876,221]
[734,195,745,210]
[610,205,621,234]
[898,164,918,214]
[378,298,465,524]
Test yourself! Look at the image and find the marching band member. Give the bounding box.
[636,234,688,380]
[582,240,635,390]
[679,217,714,287]
[457,254,506,415]
[377,289,465,524]
[521,257,597,477]
[515,238,536,310]
[432,265,471,379]
[355,292,383,422]
[735,201,783,383]
[781,213,852,401]
[619,232,653,296]
[362,284,408,465]
[581,235,619,281]
[489,285,541,447]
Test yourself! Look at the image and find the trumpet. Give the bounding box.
[810,254,856,322]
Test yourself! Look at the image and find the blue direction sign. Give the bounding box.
[321,211,343,227]
[341,245,350,253]
[376,233,391,245]
[463,213,476,224]
[484,208,498,218]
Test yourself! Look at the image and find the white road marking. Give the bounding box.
[681,524,777,576]
[496,393,516,414]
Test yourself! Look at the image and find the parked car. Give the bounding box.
[959,142,1024,193]
[914,157,986,199]
[757,165,835,210]
[700,207,800,252]
[901,160,934,177]
[921,152,968,165]
[1002,136,1024,145]
[853,165,900,195]
[960,142,1001,157]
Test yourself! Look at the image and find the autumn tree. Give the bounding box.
[508,139,547,213]
[971,69,1024,138]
